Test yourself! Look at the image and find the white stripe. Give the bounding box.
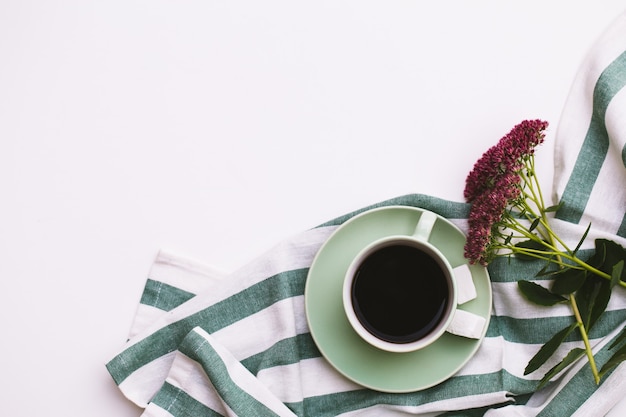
[454,337,503,376]
[606,86,626,156]
[553,11,626,203]
[456,336,595,381]
[212,295,308,360]
[336,392,511,417]
[581,87,626,235]
[550,217,626,249]
[491,281,572,320]
[117,351,178,408]
[571,319,626,417]
[573,364,626,417]
[256,358,362,403]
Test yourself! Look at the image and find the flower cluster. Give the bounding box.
[463,120,548,265]
[462,120,626,386]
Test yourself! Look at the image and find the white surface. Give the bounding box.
[1,2,625,416]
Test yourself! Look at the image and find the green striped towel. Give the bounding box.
[106,11,626,417]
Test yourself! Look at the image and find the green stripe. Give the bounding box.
[487,257,550,284]
[556,51,626,223]
[151,382,223,417]
[107,268,308,385]
[487,309,626,344]
[180,330,282,417]
[140,279,196,312]
[241,333,321,375]
[284,371,533,417]
[486,249,595,283]
[317,194,469,228]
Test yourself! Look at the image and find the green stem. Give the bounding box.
[497,234,624,288]
[569,293,601,384]
[534,216,618,285]
[537,217,575,256]
[529,155,547,211]
[508,161,617,286]
[538,196,601,384]
[502,247,584,268]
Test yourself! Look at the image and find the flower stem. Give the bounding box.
[539,199,601,384]
[535,218,622,287]
[511,162,623,288]
[568,293,601,384]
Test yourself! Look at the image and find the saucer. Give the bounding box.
[304,206,492,393]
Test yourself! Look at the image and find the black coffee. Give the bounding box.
[351,244,449,344]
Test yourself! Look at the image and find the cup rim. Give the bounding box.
[342,235,458,353]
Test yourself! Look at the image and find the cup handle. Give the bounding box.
[412,211,437,241]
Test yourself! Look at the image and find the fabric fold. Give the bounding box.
[146,327,299,417]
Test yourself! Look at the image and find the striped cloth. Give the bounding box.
[107,11,626,417]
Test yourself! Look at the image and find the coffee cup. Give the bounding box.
[342,210,459,353]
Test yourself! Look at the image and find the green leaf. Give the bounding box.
[572,223,591,256]
[518,280,567,306]
[514,239,547,261]
[572,239,623,331]
[597,239,626,281]
[536,263,561,277]
[529,217,541,232]
[599,342,626,379]
[576,274,611,331]
[525,324,577,375]
[588,239,608,271]
[543,202,563,213]
[611,260,624,290]
[551,268,587,295]
[589,281,611,332]
[609,325,626,350]
[537,348,585,390]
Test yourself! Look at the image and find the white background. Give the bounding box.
[1,1,625,416]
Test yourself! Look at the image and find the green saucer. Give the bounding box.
[304,206,492,393]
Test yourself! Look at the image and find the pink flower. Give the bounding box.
[464,120,547,203]
[464,120,548,265]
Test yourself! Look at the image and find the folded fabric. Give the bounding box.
[106,10,626,417]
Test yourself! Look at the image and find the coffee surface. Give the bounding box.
[351,244,449,343]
